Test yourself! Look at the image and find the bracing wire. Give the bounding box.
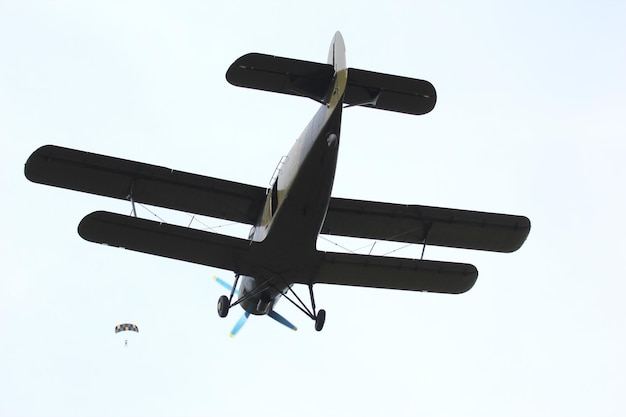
[133,203,240,233]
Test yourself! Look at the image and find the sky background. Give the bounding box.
[1,1,625,416]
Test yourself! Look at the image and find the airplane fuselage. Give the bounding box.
[237,37,348,316]
[24,31,529,335]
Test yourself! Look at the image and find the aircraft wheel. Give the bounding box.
[315,309,326,332]
[217,295,230,318]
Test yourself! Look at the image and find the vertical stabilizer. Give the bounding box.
[327,31,346,72]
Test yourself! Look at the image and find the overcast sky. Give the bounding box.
[1,1,625,416]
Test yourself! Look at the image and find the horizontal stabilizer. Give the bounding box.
[322,197,531,253]
[306,251,477,294]
[226,53,436,115]
[345,68,436,115]
[226,53,334,103]
[25,145,265,224]
[79,211,252,273]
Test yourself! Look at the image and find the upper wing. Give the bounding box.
[299,251,477,294]
[321,197,531,253]
[25,145,266,225]
[226,53,436,115]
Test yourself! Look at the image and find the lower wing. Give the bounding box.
[303,251,477,294]
[79,211,252,274]
[79,211,474,294]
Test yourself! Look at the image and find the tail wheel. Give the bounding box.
[315,309,326,331]
[217,295,230,318]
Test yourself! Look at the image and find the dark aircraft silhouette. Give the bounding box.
[25,32,530,336]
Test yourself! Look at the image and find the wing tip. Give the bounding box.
[499,215,532,253]
[24,144,57,183]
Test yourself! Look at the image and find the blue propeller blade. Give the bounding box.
[213,275,238,294]
[268,310,298,331]
[229,311,250,337]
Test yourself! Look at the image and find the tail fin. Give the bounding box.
[327,31,346,72]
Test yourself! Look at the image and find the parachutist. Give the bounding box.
[116,323,138,346]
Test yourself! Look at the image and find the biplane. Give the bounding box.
[24,32,530,336]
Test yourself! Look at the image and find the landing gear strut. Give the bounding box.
[265,279,327,332]
[309,284,325,332]
[217,274,240,318]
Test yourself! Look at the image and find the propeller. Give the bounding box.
[214,275,297,336]
[230,311,250,337]
[268,310,297,331]
[213,275,238,294]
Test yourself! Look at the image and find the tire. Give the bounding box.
[315,309,326,331]
[217,295,230,318]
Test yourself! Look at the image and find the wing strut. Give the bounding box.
[420,222,433,260]
[126,179,137,217]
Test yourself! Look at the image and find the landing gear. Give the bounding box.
[268,280,327,332]
[217,274,241,318]
[308,284,325,332]
[315,309,326,331]
[216,272,327,333]
[217,295,230,318]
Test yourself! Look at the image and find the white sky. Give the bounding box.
[1,1,625,416]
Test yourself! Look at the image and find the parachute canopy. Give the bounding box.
[115,323,138,333]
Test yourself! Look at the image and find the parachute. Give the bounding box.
[115,323,138,333]
[115,323,138,346]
